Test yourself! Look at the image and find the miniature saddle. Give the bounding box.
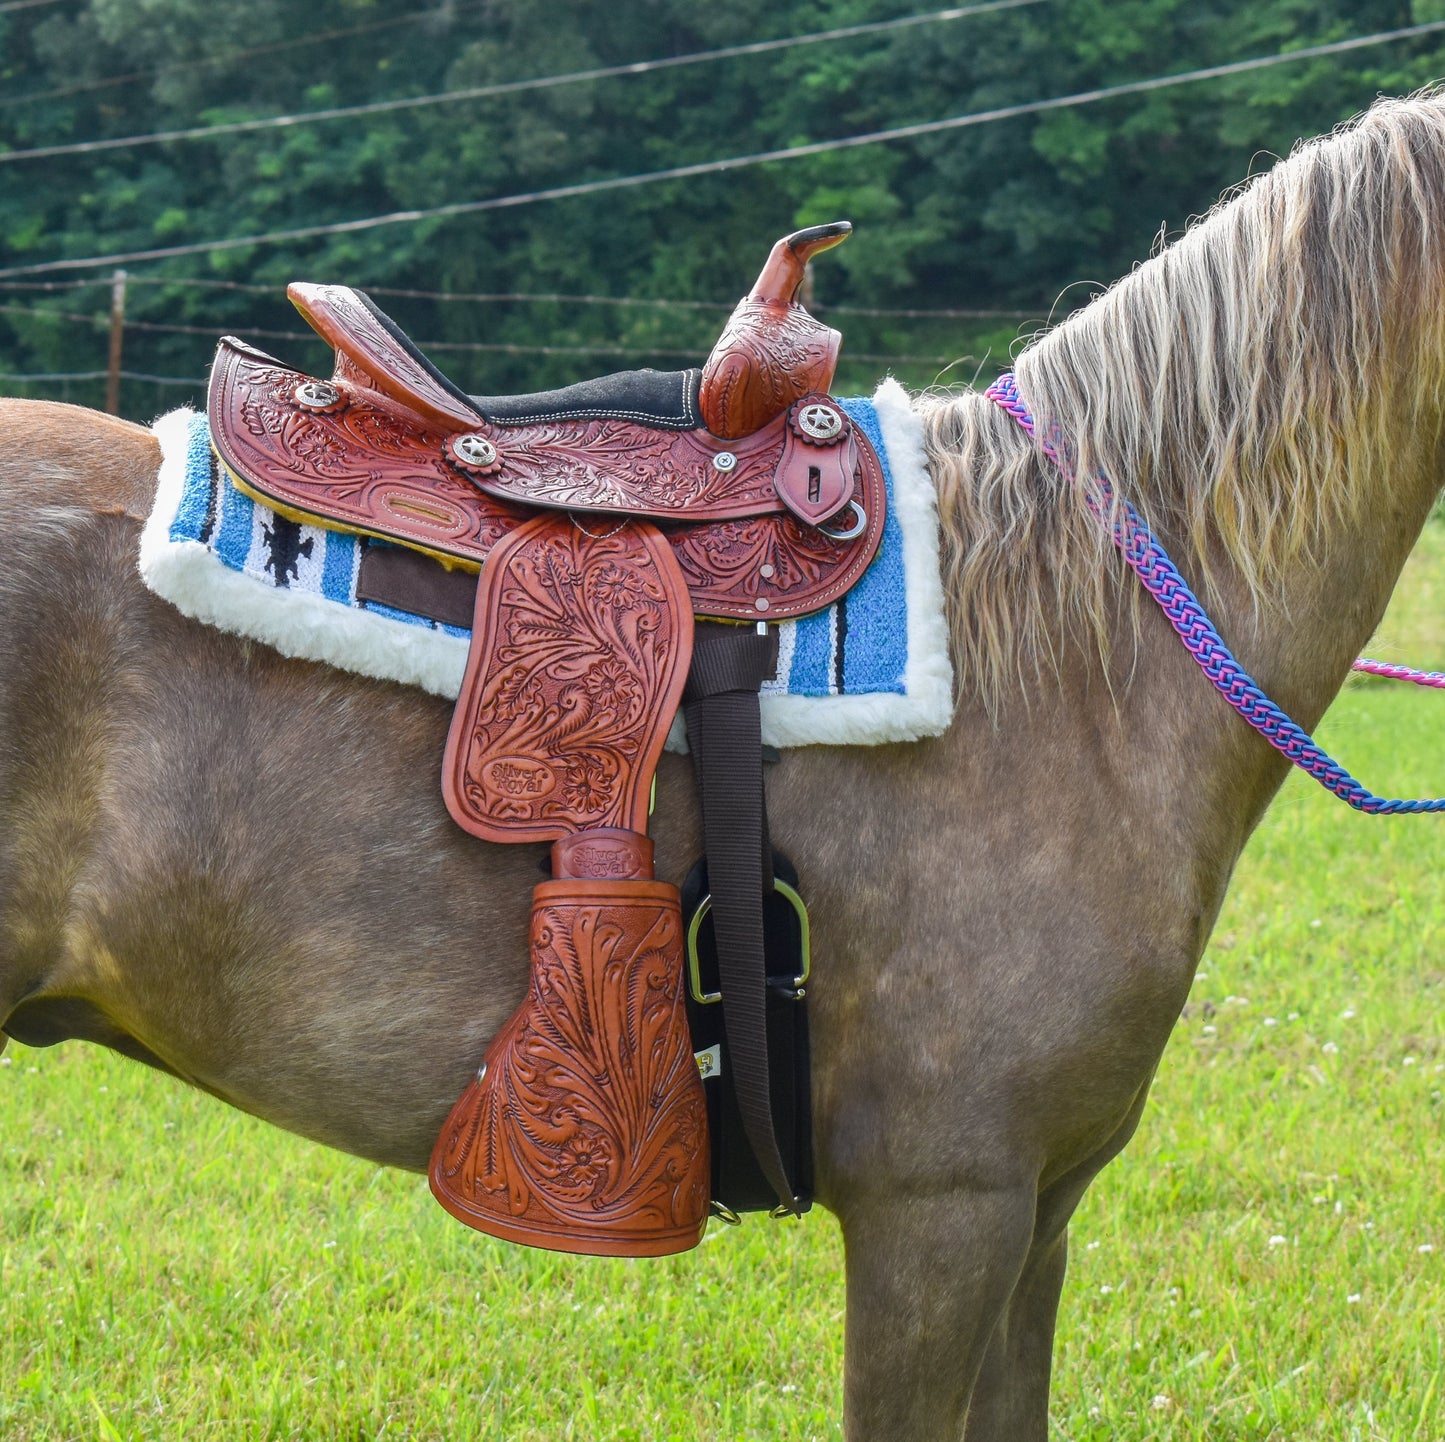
[207,223,884,1256]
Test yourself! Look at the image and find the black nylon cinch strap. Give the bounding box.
[682,621,800,1214]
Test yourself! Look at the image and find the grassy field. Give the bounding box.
[3,526,1443,1441]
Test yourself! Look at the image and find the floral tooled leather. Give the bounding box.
[697,225,849,438]
[469,414,787,518]
[208,338,886,620]
[699,300,841,439]
[428,878,710,1257]
[441,515,692,843]
[289,282,482,433]
[210,338,528,561]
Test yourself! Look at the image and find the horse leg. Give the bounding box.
[960,1083,1155,1440]
[958,1226,1068,1442]
[840,1183,1038,1440]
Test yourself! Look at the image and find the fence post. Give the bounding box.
[105,269,127,415]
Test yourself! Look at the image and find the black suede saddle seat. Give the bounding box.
[356,287,703,430]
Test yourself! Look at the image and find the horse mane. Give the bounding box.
[918,87,1445,712]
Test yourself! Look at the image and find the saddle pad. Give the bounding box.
[139,380,954,749]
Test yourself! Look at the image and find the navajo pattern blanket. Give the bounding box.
[139,379,953,748]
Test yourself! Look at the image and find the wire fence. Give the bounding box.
[0,271,1048,420]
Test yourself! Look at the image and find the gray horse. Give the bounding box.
[3,90,1443,1438]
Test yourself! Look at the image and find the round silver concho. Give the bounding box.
[450,433,500,469]
[294,380,341,411]
[794,401,845,442]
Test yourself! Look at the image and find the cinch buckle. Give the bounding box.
[686,878,811,1004]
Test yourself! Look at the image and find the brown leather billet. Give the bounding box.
[428,876,710,1257]
[354,540,477,629]
[442,514,692,843]
[208,338,886,622]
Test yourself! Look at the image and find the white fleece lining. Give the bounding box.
[140,409,473,698]
[747,377,955,747]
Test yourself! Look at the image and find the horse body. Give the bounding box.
[4,92,1445,1440]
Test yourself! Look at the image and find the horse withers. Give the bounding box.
[4,90,1445,1439]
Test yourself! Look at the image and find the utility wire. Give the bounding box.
[0,301,976,365]
[4,21,1442,282]
[0,276,1041,318]
[0,369,203,384]
[0,0,66,13]
[0,1,1045,164]
[0,3,491,110]
[0,281,1042,319]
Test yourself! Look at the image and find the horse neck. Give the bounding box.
[933,389,1444,903]
[1153,432,1444,738]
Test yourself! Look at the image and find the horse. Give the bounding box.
[2,88,1443,1440]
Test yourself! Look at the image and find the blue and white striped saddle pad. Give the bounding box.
[140,380,953,748]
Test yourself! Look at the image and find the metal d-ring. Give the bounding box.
[817,500,867,541]
[686,878,812,1004]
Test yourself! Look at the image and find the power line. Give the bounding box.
[0,370,202,385]
[5,21,1441,283]
[0,298,983,366]
[0,3,490,110]
[0,0,66,12]
[0,1,1045,164]
[0,299,313,341]
[0,277,1052,319]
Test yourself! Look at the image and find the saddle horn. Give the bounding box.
[699,222,852,439]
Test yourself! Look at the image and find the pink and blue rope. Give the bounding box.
[985,372,1444,814]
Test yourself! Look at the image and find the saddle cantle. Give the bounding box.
[206,226,884,1255]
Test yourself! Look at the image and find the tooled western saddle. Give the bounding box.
[208,222,885,1257]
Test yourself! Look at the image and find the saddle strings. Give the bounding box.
[985,373,1445,814]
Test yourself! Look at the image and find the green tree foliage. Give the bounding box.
[1,0,1443,416]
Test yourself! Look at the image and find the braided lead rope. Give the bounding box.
[1351,657,1445,688]
[984,372,1445,814]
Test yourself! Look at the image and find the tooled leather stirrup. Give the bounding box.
[428,513,709,1256]
[698,221,851,439]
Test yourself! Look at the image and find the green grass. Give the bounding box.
[4,528,1444,1441]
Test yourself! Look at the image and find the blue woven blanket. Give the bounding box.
[140,381,953,748]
